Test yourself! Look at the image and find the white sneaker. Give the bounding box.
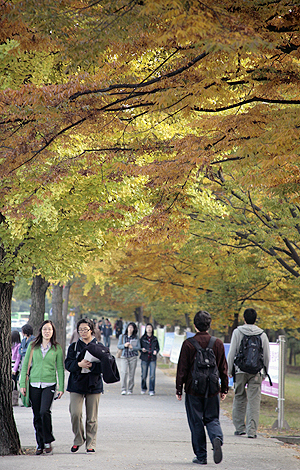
[141,391,146,395]
[121,391,126,395]
[149,391,155,396]
[127,391,133,395]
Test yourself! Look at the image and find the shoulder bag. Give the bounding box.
[116,334,124,358]
[20,345,34,407]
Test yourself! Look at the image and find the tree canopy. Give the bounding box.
[1,0,300,323]
[1,0,300,454]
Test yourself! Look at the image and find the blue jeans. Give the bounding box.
[103,336,110,348]
[141,360,156,392]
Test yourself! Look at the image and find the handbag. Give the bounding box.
[116,334,124,358]
[116,348,122,358]
[20,346,34,407]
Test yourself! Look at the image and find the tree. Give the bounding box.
[1,0,300,454]
[0,280,20,455]
[28,274,50,334]
[51,283,64,349]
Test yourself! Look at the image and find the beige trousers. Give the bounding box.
[232,372,262,437]
[69,392,100,449]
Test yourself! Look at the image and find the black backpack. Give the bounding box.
[188,336,220,396]
[234,333,264,375]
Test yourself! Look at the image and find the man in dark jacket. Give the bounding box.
[101,318,113,348]
[176,310,228,465]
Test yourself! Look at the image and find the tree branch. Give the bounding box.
[194,97,300,113]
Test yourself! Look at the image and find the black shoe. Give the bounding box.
[35,448,43,455]
[234,431,246,435]
[213,437,222,464]
[248,435,257,439]
[192,457,207,465]
[71,445,79,453]
[86,448,95,453]
[44,443,52,454]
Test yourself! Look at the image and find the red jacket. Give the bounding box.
[176,331,229,397]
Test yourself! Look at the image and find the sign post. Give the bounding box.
[272,335,290,430]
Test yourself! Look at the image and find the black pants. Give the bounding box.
[29,384,56,448]
[185,393,223,461]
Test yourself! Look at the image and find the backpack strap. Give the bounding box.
[188,336,201,350]
[188,336,217,350]
[207,336,217,350]
[258,332,272,385]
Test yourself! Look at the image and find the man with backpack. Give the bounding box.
[227,308,270,439]
[176,310,228,465]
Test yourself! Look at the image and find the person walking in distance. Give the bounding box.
[176,310,228,465]
[140,323,160,396]
[101,318,112,349]
[19,323,35,366]
[118,322,140,395]
[115,317,123,339]
[11,330,22,406]
[227,308,270,439]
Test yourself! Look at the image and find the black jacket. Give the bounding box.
[140,334,160,362]
[77,342,120,384]
[65,338,103,394]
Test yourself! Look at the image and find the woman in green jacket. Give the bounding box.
[20,320,64,455]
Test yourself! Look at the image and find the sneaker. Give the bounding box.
[86,448,95,453]
[71,445,79,453]
[44,443,52,454]
[234,431,246,436]
[149,391,155,396]
[248,435,257,439]
[212,438,222,464]
[121,391,126,395]
[141,391,146,395]
[192,457,207,465]
[127,391,133,395]
[35,447,43,455]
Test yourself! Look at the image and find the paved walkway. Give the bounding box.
[1,338,299,469]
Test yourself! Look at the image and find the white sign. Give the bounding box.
[261,342,279,398]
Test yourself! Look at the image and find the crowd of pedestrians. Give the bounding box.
[12,306,270,466]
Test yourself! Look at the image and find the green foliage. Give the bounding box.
[12,277,31,301]
[1,0,300,333]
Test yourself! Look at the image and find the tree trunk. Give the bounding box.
[134,306,143,324]
[185,313,191,329]
[289,345,293,365]
[28,274,50,335]
[224,311,239,343]
[0,281,21,455]
[62,283,72,357]
[51,283,64,353]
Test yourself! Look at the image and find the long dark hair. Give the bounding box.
[142,323,154,338]
[11,330,21,345]
[125,322,138,338]
[31,320,59,350]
